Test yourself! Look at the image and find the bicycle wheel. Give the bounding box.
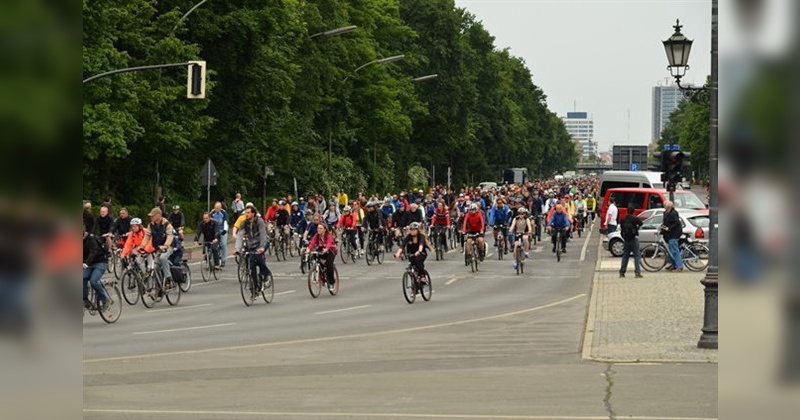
[179,262,192,293]
[402,272,416,304]
[684,243,709,272]
[165,278,181,306]
[140,274,157,308]
[280,240,287,261]
[472,246,479,272]
[420,273,432,302]
[328,267,340,295]
[289,237,296,258]
[262,273,274,303]
[556,234,562,262]
[497,239,503,261]
[340,242,348,264]
[465,245,471,267]
[515,248,523,275]
[200,252,210,282]
[237,258,248,283]
[300,252,308,274]
[377,245,385,265]
[241,271,254,307]
[365,242,374,266]
[641,244,668,272]
[98,282,122,324]
[350,246,357,264]
[120,271,140,305]
[112,252,123,280]
[211,256,219,280]
[308,267,321,298]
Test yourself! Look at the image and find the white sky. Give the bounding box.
[454,0,711,152]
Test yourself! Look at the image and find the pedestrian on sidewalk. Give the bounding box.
[604,197,618,234]
[619,206,643,278]
[661,200,684,272]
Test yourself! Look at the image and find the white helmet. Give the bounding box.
[130,217,142,226]
[343,206,352,213]
[469,203,478,210]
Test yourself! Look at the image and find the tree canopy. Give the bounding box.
[83,0,578,205]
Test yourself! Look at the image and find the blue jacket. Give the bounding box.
[549,211,570,229]
[381,204,395,218]
[290,211,304,228]
[488,205,511,226]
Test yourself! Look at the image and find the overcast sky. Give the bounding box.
[454,0,711,152]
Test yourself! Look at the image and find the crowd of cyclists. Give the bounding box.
[83,175,600,319]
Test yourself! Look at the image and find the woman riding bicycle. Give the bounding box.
[307,223,338,290]
[394,222,431,280]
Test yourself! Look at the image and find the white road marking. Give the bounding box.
[133,323,235,335]
[83,409,717,420]
[580,229,592,262]
[87,294,586,363]
[145,303,212,313]
[314,305,372,315]
[445,277,460,286]
[274,290,296,296]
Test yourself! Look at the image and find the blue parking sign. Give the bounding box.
[630,163,639,171]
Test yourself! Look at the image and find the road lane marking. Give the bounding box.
[87,294,585,363]
[145,303,212,313]
[274,290,296,296]
[133,323,235,335]
[82,409,716,420]
[314,305,371,315]
[445,277,460,286]
[580,229,592,262]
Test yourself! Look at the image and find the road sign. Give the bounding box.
[663,144,681,151]
[264,165,274,178]
[630,163,639,171]
[200,159,218,186]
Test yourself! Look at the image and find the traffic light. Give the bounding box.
[187,60,206,99]
[664,150,691,190]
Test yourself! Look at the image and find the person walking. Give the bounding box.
[231,193,245,221]
[604,196,618,234]
[661,200,684,272]
[619,206,643,278]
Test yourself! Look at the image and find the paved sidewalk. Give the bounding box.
[583,243,718,363]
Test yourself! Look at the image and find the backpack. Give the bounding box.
[621,217,638,241]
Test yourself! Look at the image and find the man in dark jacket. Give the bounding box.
[619,206,643,278]
[195,212,221,268]
[662,200,684,271]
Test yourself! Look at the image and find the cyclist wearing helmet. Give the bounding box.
[488,199,511,255]
[169,205,186,233]
[510,207,533,260]
[289,202,303,231]
[462,203,486,261]
[362,201,386,250]
[337,205,359,253]
[394,222,431,280]
[120,217,145,259]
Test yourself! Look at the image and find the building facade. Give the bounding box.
[651,84,686,143]
[562,111,597,160]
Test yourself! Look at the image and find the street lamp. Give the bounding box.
[662,2,718,350]
[413,74,438,83]
[173,0,210,32]
[309,25,358,39]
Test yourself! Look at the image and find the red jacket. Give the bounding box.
[431,209,450,227]
[308,232,338,254]
[264,205,279,222]
[337,214,358,229]
[462,211,485,233]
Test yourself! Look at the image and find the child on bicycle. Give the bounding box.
[307,223,338,290]
[394,222,431,280]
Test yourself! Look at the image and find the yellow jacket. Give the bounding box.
[337,193,349,207]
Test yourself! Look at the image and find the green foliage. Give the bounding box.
[83,0,578,207]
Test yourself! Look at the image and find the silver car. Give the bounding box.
[604,210,710,257]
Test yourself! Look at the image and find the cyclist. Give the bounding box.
[307,223,338,292]
[168,205,186,238]
[120,218,145,260]
[510,207,533,270]
[232,202,256,239]
[211,202,229,267]
[195,212,221,269]
[424,200,436,227]
[96,205,114,250]
[110,207,132,248]
[462,203,486,261]
[430,201,451,252]
[547,204,570,254]
[138,207,175,286]
[351,201,366,256]
[394,222,430,281]
[239,205,272,298]
[586,194,597,223]
[289,202,304,233]
[406,203,424,228]
[275,200,291,244]
[380,199,395,219]
[264,199,280,223]
[83,231,110,310]
[322,203,340,232]
[362,201,386,251]
[296,209,313,243]
[488,199,511,255]
[574,193,587,231]
[337,206,359,254]
[393,202,409,244]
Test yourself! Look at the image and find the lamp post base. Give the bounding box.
[698,272,718,349]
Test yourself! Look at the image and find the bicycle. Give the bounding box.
[401,260,432,304]
[494,224,508,260]
[299,239,312,274]
[84,276,122,324]
[340,228,358,264]
[432,226,447,261]
[512,233,526,275]
[448,224,457,251]
[365,229,385,266]
[238,250,274,306]
[640,233,710,272]
[139,250,181,308]
[575,211,585,237]
[549,228,566,262]
[200,241,220,282]
[120,255,147,306]
[289,231,300,258]
[464,233,481,273]
[272,225,288,262]
[307,250,340,298]
[109,235,126,279]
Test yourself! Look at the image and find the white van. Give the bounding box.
[599,171,664,204]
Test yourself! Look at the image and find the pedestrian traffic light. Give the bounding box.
[187,60,206,99]
[666,150,685,185]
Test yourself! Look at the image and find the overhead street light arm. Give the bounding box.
[173,0,210,32]
[309,25,358,39]
[413,74,438,83]
[343,54,405,83]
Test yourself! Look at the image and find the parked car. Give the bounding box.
[599,187,706,229]
[603,209,709,257]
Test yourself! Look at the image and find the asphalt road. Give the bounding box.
[84,225,717,419]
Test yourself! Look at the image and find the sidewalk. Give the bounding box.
[582,241,718,363]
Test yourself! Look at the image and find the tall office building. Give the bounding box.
[652,83,686,142]
[562,111,597,159]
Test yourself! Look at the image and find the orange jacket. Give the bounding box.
[121,230,146,258]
